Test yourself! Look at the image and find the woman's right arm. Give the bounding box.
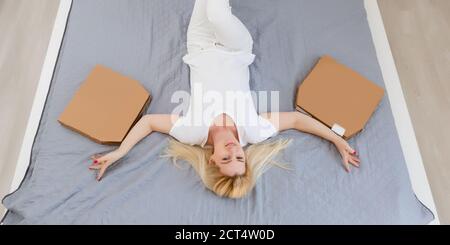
[89,114,178,181]
[117,114,178,155]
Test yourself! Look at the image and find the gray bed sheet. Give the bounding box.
[2,0,434,224]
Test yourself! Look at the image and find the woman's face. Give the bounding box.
[210,141,246,177]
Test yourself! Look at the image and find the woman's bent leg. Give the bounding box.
[206,0,253,53]
[186,0,216,54]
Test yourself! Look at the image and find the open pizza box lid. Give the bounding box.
[58,65,151,145]
[296,56,385,139]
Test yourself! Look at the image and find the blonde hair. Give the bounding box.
[163,138,292,199]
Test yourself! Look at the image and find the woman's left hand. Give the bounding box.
[334,138,360,173]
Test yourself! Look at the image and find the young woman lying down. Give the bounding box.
[89,0,360,198]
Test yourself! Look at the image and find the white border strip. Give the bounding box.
[364,0,439,224]
[8,0,73,194]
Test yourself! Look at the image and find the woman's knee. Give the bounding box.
[206,0,232,24]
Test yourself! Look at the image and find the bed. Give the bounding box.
[1,0,439,224]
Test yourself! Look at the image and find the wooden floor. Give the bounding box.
[0,0,449,224]
[378,0,450,224]
[0,0,60,217]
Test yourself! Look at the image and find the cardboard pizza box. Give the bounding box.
[58,65,151,145]
[296,56,384,139]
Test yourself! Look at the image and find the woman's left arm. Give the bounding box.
[261,112,360,172]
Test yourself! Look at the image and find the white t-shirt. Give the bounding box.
[169,45,278,147]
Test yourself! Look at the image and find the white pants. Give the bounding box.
[186,0,254,54]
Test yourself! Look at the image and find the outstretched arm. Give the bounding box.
[117,114,178,155]
[89,114,178,181]
[261,112,360,172]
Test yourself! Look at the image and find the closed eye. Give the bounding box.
[221,156,231,164]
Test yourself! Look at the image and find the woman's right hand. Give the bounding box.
[333,138,360,173]
[88,150,124,181]
[87,114,176,181]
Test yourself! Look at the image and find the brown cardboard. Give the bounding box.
[296,56,384,139]
[58,65,151,145]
